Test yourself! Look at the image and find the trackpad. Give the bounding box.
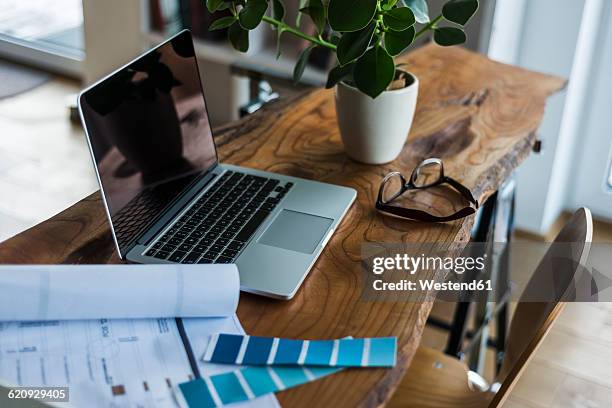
[258,210,333,254]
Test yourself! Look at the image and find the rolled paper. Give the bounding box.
[0,264,240,321]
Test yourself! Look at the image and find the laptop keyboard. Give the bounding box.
[144,170,293,264]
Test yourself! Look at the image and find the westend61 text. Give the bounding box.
[372,279,493,292]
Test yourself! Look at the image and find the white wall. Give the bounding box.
[489,0,612,233]
[488,0,581,234]
[569,2,612,219]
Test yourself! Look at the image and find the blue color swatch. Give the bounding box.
[202,334,397,368]
[273,339,302,364]
[242,336,273,365]
[210,333,243,364]
[177,365,343,408]
[304,340,334,365]
[336,338,364,366]
[368,337,397,366]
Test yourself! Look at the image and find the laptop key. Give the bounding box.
[222,249,238,258]
[194,244,208,253]
[184,237,198,245]
[145,249,156,256]
[200,238,214,246]
[169,251,187,262]
[204,251,219,259]
[235,210,269,242]
[190,230,205,238]
[154,250,170,260]
[198,257,214,264]
[182,252,201,264]
[261,203,276,211]
[228,241,245,250]
[216,256,233,264]
[210,244,224,253]
[221,231,236,239]
[161,244,177,252]
[215,238,229,246]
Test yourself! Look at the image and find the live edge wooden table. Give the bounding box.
[0,44,564,407]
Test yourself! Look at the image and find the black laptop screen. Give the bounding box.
[79,31,217,254]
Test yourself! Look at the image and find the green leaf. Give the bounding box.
[442,0,479,26]
[433,26,466,46]
[402,0,429,24]
[293,45,316,83]
[354,46,395,98]
[239,0,268,30]
[299,0,326,33]
[328,0,377,32]
[206,0,225,13]
[272,0,285,21]
[229,21,249,52]
[336,23,376,66]
[383,7,415,31]
[209,16,237,31]
[384,26,415,56]
[381,0,398,11]
[326,62,355,88]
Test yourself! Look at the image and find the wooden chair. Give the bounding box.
[388,208,593,408]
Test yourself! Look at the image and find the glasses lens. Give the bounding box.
[381,173,405,203]
[412,160,443,188]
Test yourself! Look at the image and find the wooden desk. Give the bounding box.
[0,44,564,407]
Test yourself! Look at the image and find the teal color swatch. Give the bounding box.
[202,334,397,368]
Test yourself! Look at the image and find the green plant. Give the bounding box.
[205,0,478,98]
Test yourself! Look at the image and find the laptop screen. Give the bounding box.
[79,31,217,255]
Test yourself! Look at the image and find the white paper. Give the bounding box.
[0,264,240,321]
[0,315,278,408]
[182,316,280,408]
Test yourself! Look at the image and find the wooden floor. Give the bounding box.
[423,222,612,408]
[2,77,612,407]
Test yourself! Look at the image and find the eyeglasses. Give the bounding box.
[376,158,478,222]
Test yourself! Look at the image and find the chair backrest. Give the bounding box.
[490,208,593,407]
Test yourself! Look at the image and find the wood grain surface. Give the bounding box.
[0,44,565,407]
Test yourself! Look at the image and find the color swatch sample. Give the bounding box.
[176,365,342,408]
[202,334,397,367]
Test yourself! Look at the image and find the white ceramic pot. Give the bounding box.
[334,73,419,164]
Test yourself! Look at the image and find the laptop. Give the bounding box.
[78,30,356,299]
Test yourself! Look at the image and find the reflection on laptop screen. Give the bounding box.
[79,31,217,254]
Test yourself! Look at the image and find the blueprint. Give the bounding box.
[0,316,278,408]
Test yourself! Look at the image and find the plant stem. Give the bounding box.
[415,14,443,40]
[262,15,337,50]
